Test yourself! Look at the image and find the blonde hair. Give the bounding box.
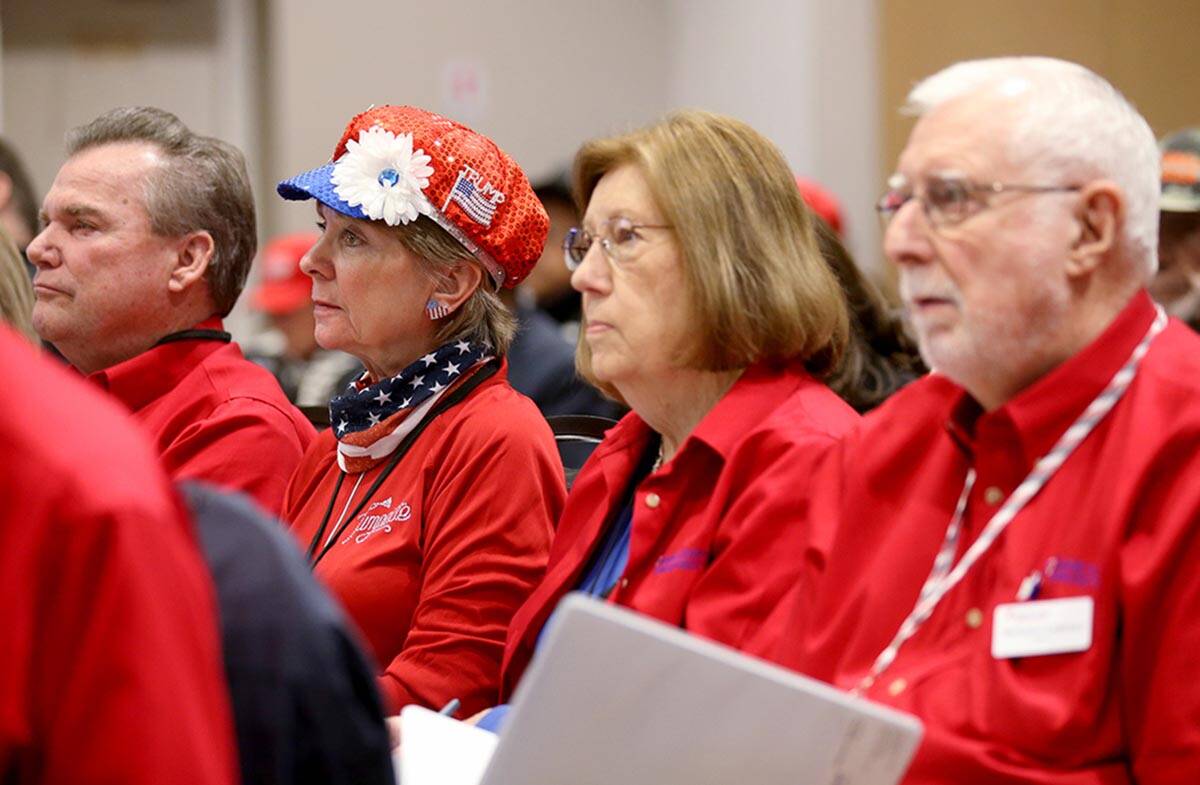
[390,216,515,353]
[572,110,848,395]
[0,227,36,343]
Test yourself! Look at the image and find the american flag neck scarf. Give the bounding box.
[329,339,492,473]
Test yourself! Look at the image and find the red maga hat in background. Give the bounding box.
[251,231,318,315]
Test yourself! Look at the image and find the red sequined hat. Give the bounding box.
[278,105,548,288]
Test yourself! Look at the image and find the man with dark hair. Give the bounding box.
[26,106,314,514]
[0,137,38,251]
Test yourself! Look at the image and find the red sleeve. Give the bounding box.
[745,429,852,669]
[160,397,315,516]
[376,408,563,716]
[683,425,845,652]
[1120,434,1200,784]
[33,489,237,785]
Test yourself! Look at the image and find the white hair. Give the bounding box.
[905,57,1160,279]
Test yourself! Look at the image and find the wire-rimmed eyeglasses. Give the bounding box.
[562,216,673,271]
[876,172,1081,229]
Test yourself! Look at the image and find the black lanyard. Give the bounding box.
[153,328,232,347]
[306,358,500,566]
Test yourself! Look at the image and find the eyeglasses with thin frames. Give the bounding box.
[876,172,1081,230]
[562,216,673,271]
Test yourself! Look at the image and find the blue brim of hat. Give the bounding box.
[276,163,368,220]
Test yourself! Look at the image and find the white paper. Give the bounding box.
[475,594,923,785]
[396,705,498,785]
[992,596,1094,659]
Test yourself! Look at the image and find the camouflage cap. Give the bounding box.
[1161,127,1200,213]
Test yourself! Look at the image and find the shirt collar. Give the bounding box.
[686,360,819,459]
[588,360,819,477]
[89,317,227,413]
[945,289,1158,468]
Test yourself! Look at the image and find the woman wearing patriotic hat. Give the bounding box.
[276,105,564,717]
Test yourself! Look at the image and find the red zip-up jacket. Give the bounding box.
[283,364,563,717]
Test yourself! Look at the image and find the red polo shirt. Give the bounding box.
[89,318,316,515]
[282,365,562,717]
[0,326,236,785]
[500,361,860,696]
[768,291,1200,784]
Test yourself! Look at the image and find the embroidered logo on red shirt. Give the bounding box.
[653,547,707,575]
[1043,556,1100,589]
[341,497,412,545]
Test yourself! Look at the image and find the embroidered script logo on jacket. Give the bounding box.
[341,496,412,545]
[653,547,707,575]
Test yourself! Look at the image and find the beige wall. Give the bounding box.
[880,0,1200,179]
[263,0,672,237]
[667,0,883,273]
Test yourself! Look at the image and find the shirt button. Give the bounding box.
[620,577,629,589]
[887,678,907,697]
[984,486,1004,505]
[965,607,984,629]
[645,493,661,509]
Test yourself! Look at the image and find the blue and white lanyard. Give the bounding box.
[855,305,1168,694]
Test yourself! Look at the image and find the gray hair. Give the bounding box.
[66,106,256,316]
[391,216,515,354]
[906,57,1160,279]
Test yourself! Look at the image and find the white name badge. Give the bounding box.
[991,596,1094,659]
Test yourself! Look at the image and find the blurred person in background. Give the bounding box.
[1150,127,1200,330]
[0,137,38,254]
[500,174,622,418]
[248,231,363,408]
[521,177,582,329]
[26,107,315,515]
[0,227,36,343]
[182,481,396,785]
[477,110,861,732]
[276,105,563,718]
[814,217,925,411]
[0,323,237,785]
[795,176,925,410]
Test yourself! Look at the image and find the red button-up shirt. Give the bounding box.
[1,327,236,785]
[500,361,860,696]
[768,291,1200,784]
[282,366,562,717]
[89,318,316,515]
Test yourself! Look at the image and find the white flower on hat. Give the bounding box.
[331,125,435,226]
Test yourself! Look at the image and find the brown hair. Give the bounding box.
[66,106,256,317]
[391,216,516,353]
[813,218,924,411]
[571,110,848,395]
[0,226,36,343]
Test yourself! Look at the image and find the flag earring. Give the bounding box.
[426,299,451,320]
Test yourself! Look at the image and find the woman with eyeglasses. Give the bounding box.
[471,110,862,730]
[275,106,564,719]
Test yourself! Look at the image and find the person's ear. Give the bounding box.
[424,260,483,320]
[1067,180,1122,277]
[168,231,215,293]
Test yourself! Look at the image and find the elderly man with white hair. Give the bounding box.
[765,57,1200,783]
